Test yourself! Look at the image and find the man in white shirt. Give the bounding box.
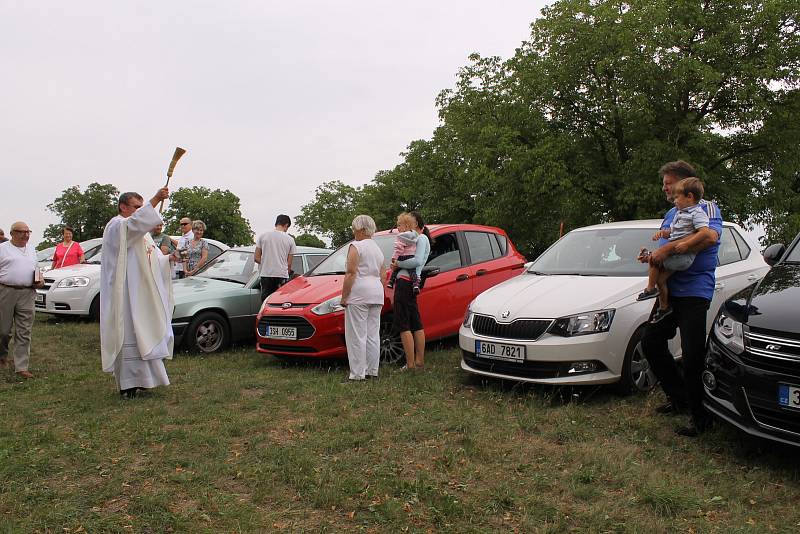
[100,188,174,398]
[0,221,44,378]
[173,216,194,279]
[255,214,297,302]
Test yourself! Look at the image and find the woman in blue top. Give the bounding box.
[392,211,431,370]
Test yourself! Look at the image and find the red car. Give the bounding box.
[255,224,526,363]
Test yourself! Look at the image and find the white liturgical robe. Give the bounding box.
[100,203,174,390]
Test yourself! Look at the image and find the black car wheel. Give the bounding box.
[89,295,100,322]
[187,312,229,353]
[379,318,405,365]
[615,326,657,395]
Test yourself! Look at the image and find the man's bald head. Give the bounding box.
[9,221,32,246]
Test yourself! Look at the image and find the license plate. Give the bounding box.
[36,293,45,304]
[267,325,297,340]
[475,340,525,362]
[778,384,800,409]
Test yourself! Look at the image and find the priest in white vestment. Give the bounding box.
[100,188,174,397]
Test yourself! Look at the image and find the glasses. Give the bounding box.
[181,222,191,226]
[12,229,32,234]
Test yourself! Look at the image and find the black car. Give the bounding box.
[703,232,800,447]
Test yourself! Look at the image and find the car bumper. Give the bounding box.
[703,336,800,448]
[35,287,92,316]
[255,308,348,359]
[458,324,622,385]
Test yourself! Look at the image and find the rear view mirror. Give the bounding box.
[763,243,785,266]
[421,265,441,278]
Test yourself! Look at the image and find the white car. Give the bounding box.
[459,220,769,393]
[36,237,228,320]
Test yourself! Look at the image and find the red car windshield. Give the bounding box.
[308,235,397,275]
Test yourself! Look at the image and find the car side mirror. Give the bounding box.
[762,243,785,266]
[421,265,441,278]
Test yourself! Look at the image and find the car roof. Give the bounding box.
[374,223,505,236]
[571,219,743,232]
[228,245,332,254]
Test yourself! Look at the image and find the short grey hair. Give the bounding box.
[351,215,377,237]
[192,220,206,232]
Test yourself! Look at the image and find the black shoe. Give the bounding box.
[650,307,673,324]
[120,388,138,399]
[637,287,659,301]
[675,425,700,437]
[655,401,686,415]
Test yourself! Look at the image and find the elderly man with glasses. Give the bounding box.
[172,217,194,279]
[0,221,44,378]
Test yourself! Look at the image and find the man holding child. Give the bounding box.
[640,160,722,438]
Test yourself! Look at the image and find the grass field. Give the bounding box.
[2,316,799,533]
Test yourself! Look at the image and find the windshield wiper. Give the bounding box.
[207,277,245,284]
[315,271,346,275]
[526,270,549,275]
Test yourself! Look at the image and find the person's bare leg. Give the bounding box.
[646,263,659,291]
[413,329,426,368]
[656,270,673,310]
[400,331,415,368]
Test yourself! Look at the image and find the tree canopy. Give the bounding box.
[40,182,119,249]
[162,186,254,246]
[298,0,800,255]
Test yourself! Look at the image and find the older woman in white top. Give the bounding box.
[340,215,386,381]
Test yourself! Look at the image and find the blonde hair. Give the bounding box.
[192,220,206,232]
[351,215,377,237]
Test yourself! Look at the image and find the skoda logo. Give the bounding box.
[766,344,782,351]
[281,302,292,309]
[501,310,510,319]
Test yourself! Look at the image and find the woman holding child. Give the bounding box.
[390,212,431,370]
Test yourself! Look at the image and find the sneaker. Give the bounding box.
[637,287,659,301]
[413,286,420,295]
[655,401,687,415]
[386,281,394,289]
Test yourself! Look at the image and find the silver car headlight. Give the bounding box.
[311,295,344,315]
[713,311,745,354]
[549,310,615,337]
[56,276,90,288]
[463,304,474,328]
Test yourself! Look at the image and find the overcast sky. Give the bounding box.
[1,1,548,246]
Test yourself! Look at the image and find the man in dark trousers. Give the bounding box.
[640,160,722,437]
[255,215,297,303]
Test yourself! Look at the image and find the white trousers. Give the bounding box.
[344,303,382,380]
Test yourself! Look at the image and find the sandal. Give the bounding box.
[637,287,659,301]
[650,307,673,324]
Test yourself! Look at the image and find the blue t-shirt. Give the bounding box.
[660,199,722,301]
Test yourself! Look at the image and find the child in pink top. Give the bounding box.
[386,213,420,293]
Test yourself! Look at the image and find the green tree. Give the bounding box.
[41,183,119,249]
[296,181,361,247]
[299,0,800,255]
[293,233,328,248]
[162,187,254,246]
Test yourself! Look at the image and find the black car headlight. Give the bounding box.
[713,311,745,354]
[549,310,615,337]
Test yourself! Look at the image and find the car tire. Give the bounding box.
[379,317,405,365]
[615,326,657,395]
[186,311,229,354]
[89,295,100,322]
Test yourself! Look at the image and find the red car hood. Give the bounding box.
[266,274,345,306]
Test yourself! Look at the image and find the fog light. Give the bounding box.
[568,361,598,374]
[702,370,717,390]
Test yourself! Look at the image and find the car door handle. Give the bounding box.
[456,274,470,281]
[746,274,759,281]
[475,269,488,276]
[714,282,725,291]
